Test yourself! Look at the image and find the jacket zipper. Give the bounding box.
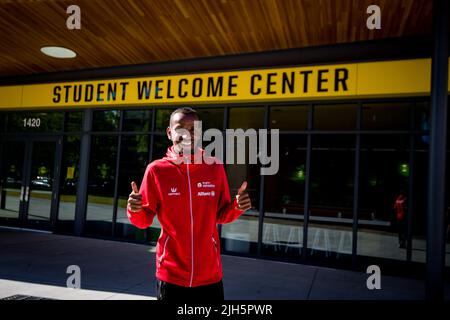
[212,237,219,268]
[158,235,170,266]
[186,160,194,287]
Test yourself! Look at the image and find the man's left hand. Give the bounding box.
[235,181,252,211]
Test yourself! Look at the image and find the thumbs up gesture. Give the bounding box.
[128,181,142,213]
[235,181,251,211]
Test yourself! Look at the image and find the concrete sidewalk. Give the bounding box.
[0,227,447,300]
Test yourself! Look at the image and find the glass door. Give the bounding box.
[24,140,58,229]
[0,138,59,230]
[0,141,27,226]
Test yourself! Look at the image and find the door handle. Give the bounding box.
[24,186,30,202]
[20,186,24,201]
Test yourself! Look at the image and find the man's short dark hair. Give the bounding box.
[169,107,198,125]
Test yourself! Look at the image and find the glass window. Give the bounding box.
[64,112,83,132]
[5,111,64,132]
[152,134,170,161]
[56,136,81,234]
[270,105,308,130]
[220,107,265,255]
[414,101,431,150]
[122,109,152,132]
[308,134,355,262]
[0,141,26,223]
[0,113,5,133]
[155,108,172,132]
[411,149,428,265]
[362,102,411,130]
[263,135,307,257]
[115,135,150,241]
[358,135,409,261]
[313,104,357,130]
[155,108,224,132]
[229,107,265,130]
[85,135,118,237]
[27,141,57,228]
[196,108,224,131]
[92,110,120,131]
[446,145,450,268]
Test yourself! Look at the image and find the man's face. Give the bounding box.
[167,112,200,155]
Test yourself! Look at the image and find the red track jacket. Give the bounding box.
[127,146,244,287]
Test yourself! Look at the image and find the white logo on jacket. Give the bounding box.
[168,187,180,196]
[198,191,215,197]
[197,181,216,188]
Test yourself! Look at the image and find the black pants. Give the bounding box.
[156,279,224,302]
[397,218,407,248]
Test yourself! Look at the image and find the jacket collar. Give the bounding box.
[163,146,206,172]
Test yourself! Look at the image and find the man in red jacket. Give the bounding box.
[127,107,251,302]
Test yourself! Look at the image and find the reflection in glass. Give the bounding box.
[155,109,173,132]
[362,103,411,130]
[263,135,307,256]
[85,135,118,236]
[155,108,224,132]
[308,134,354,261]
[221,107,264,255]
[229,107,265,130]
[447,107,450,267]
[123,109,152,132]
[358,135,409,261]
[152,134,170,161]
[92,110,120,131]
[313,104,357,130]
[64,112,83,132]
[57,136,81,233]
[196,108,224,131]
[0,141,25,222]
[0,114,5,133]
[270,105,308,130]
[409,146,427,264]
[115,135,150,240]
[27,141,56,225]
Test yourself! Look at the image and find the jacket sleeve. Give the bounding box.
[127,164,159,229]
[216,164,245,224]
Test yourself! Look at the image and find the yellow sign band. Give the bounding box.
[0,58,447,109]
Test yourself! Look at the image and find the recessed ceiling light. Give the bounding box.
[40,46,76,59]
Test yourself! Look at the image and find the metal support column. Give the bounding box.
[426,0,449,301]
[74,109,93,236]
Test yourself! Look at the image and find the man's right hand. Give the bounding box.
[128,181,142,212]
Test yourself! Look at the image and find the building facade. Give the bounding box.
[1,44,449,277]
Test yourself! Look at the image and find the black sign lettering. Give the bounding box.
[85,84,93,102]
[63,85,71,103]
[228,75,238,96]
[250,74,262,95]
[107,83,117,101]
[299,70,312,93]
[97,83,105,102]
[166,79,175,99]
[317,69,329,92]
[53,86,61,103]
[266,73,277,95]
[179,78,188,98]
[192,78,203,97]
[207,76,223,97]
[137,81,151,100]
[155,80,163,99]
[73,85,82,102]
[120,82,129,100]
[282,72,295,94]
[334,68,349,91]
